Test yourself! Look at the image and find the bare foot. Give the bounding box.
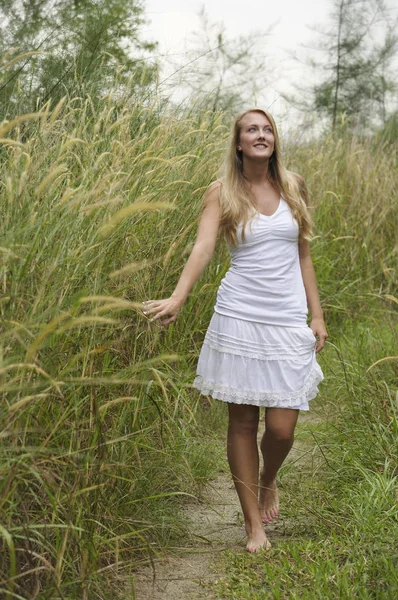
[245,524,271,553]
[259,477,279,523]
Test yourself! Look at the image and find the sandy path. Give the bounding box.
[133,471,242,599]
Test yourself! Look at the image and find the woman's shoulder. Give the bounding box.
[286,170,305,186]
[286,171,309,205]
[203,179,222,204]
[207,179,223,192]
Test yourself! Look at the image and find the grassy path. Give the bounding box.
[132,410,323,599]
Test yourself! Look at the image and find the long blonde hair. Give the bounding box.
[215,108,313,247]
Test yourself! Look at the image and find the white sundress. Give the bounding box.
[192,198,324,410]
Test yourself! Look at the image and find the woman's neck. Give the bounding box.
[242,158,270,185]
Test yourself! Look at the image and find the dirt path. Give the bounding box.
[133,471,284,599]
[132,471,240,599]
[132,413,318,599]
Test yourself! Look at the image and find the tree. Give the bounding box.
[0,0,158,115]
[288,0,398,130]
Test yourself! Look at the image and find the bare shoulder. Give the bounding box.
[197,180,222,241]
[288,171,309,205]
[202,179,222,209]
[288,171,306,186]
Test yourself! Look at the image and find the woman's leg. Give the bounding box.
[227,403,270,552]
[259,408,299,522]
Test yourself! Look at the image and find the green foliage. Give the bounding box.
[0,0,158,116]
[295,0,398,130]
[285,129,397,329]
[377,110,398,143]
[0,96,227,597]
[212,536,398,599]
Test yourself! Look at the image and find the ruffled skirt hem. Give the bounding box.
[193,313,324,410]
[193,361,323,409]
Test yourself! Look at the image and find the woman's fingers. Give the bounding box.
[142,300,159,310]
[158,316,176,326]
[310,318,328,353]
[141,300,163,315]
[142,306,157,316]
[150,309,166,321]
[141,299,179,326]
[315,333,328,353]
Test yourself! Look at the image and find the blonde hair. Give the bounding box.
[214,108,313,247]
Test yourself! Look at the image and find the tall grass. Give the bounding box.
[1,92,397,598]
[0,97,227,598]
[286,131,397,326]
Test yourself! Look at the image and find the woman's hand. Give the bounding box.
[141,296,183,327]
[310,317,328,353]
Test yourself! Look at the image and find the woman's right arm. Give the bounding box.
[142,182,221,326]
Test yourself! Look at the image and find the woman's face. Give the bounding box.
[237,112,275,161]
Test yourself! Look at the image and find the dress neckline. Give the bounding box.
[254,197,282,218]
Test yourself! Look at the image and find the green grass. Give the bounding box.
[210,538,398,599]
[0,91,397,598]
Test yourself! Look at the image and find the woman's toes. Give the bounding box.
[262,508,279,524]
[246,539,271,553]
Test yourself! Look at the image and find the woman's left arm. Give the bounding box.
[299,238,328,353]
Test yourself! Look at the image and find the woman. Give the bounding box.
[142,109,327,553]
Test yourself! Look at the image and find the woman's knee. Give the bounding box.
[264,408,298,444]
[228,404,259,435]
[265,425,294,445]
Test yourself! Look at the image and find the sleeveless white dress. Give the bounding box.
[192,198,324,410]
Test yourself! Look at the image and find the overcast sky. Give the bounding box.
[143,0,398,126]
[145,0,330,53]
[143,0,331,121]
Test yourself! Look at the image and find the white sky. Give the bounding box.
[144,0,330,53]
[143,0,331,121]
[143,0,398,126]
